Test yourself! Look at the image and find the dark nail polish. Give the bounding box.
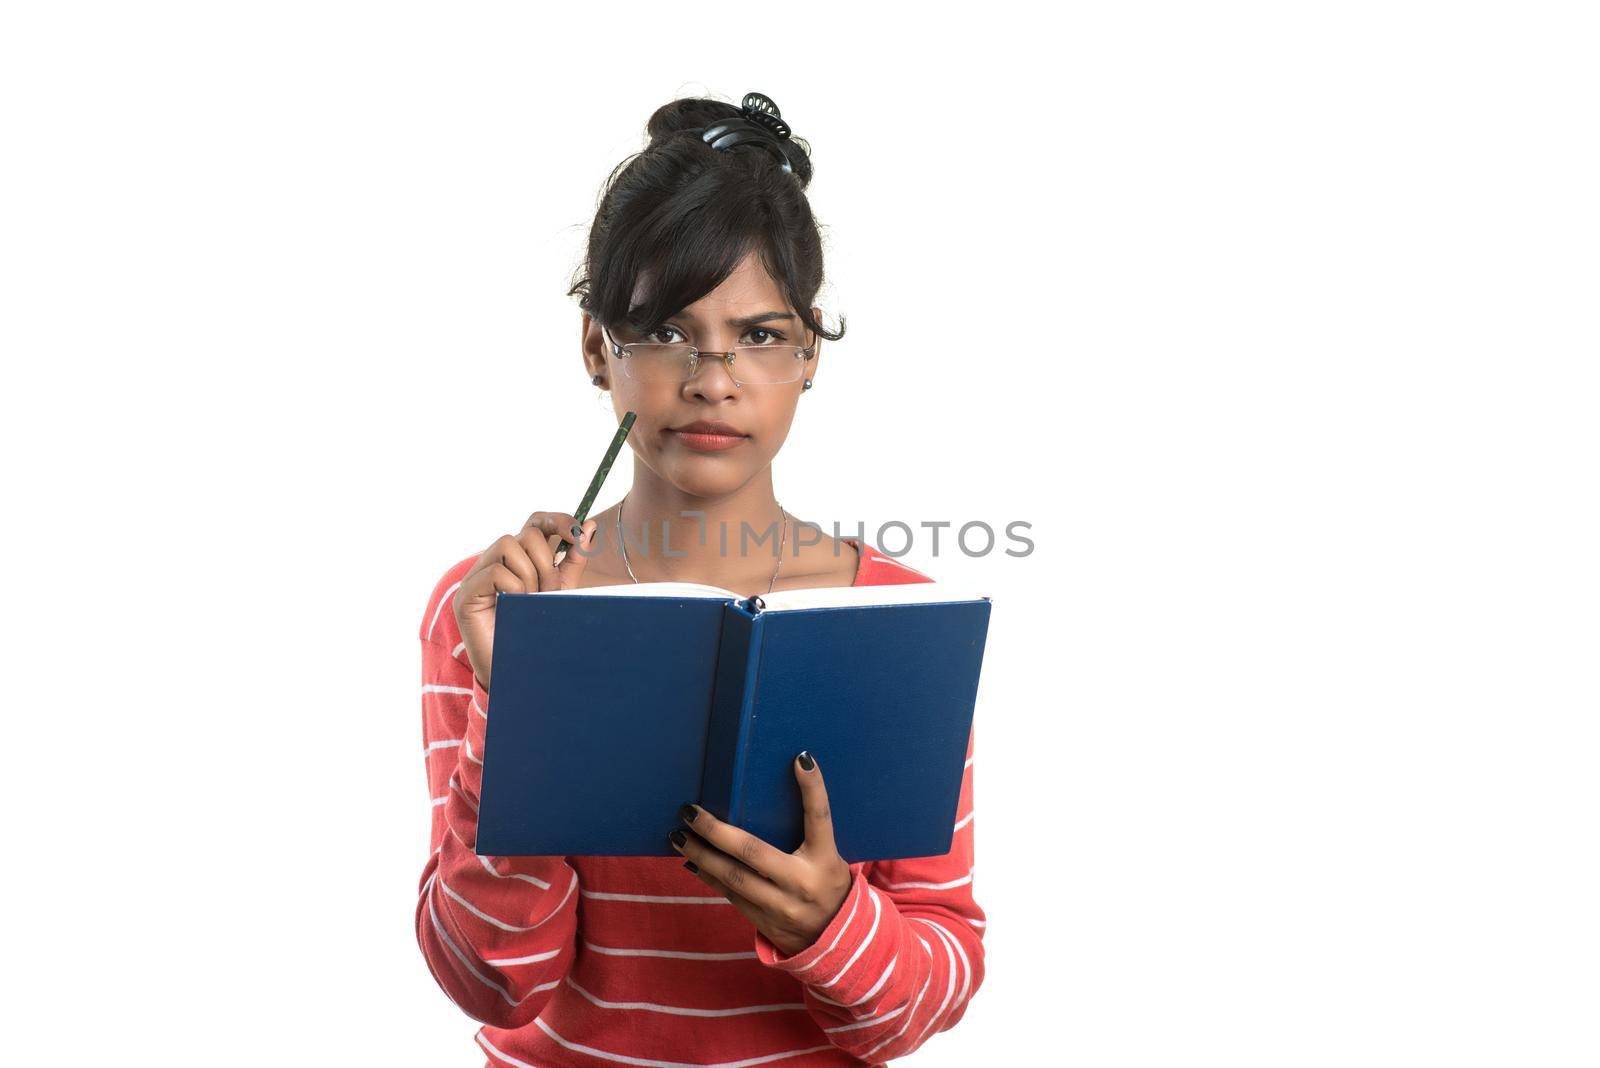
[683,860,698,874]
[570,523,583,539]
[679,803,698,824]
[797,750,815,771]
[669,829,688,848]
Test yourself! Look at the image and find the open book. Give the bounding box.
[478,580,993,862]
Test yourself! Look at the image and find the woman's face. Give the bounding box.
[581,250,822,499]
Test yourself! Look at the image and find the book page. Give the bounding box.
[528,581,739,599]
[754,581,990,613]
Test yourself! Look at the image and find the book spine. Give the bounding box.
[698,604,765,825]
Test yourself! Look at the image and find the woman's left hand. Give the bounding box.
[671,750,853,957]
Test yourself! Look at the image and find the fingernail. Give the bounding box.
[679,803,698,824]
[570,523,583,539]
[797,750,815,771]
[668,829,688,849]
[683,860,698,874]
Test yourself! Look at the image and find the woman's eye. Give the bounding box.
[747,327,785,345]
[647,326,683,344]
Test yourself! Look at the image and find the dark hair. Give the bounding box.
[567,95,846,346]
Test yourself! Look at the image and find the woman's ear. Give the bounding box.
[804,305,824,387]
[581,313,608,387]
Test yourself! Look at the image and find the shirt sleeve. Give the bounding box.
[414,566,581,1029]
[752,724,985,1060]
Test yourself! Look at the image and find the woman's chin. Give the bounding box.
[663,462,754,499]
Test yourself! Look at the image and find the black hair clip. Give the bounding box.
[739,92,791,140]
[699,91,794,174]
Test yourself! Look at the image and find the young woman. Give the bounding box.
[415,93,985,1067]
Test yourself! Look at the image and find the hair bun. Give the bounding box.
[644,98,740,142]
[644,94,814,186]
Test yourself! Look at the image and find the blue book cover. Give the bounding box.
[476,582,992,862]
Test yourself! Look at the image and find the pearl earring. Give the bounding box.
[802,379,813,390]
[592,374,604,385]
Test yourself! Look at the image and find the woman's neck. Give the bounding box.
[612,466,788,589]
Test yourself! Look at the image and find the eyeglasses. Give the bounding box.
[601,323,815,386]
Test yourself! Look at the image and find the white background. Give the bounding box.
[4,2,1596,1064]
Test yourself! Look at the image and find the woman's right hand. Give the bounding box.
[453,511,599,690]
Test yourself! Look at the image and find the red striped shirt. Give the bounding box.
[415,539,985,1066]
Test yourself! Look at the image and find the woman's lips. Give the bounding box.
[667,428,749,452]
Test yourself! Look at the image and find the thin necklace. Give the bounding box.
[618,494,788,594]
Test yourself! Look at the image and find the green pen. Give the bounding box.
[551,410,636,565]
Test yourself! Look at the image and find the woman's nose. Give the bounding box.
[683,353,741,396]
